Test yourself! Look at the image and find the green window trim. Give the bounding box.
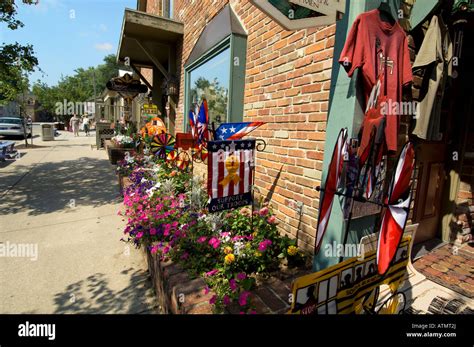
[184,33,247,132]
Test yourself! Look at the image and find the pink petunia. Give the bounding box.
[259,207,269,216]
[205,269,219,277]
[267,215,277,224]
[209,295,217,305]
[136,232,144,239]
[229,279,238,291]
[204,286,210,295]
[197,236,207,244]
[209,237,221,249]
[223,295,231,306]
[258,239,272,252]
[149,228,157,235]
[239,291,251,306]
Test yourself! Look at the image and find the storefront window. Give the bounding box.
[184,5,247,132]
[188,47,230,127]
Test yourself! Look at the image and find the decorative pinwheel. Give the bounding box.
[376,142,415,275]
[315,128,348,253]
[175,151,191,171]
[151,133,176,159]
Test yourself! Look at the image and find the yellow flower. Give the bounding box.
[254,251,262,257]
[224,253,235,264]
[224,246,233,254]
[245,243,252,249]
[252,231,258,237]
[287,245,298,256]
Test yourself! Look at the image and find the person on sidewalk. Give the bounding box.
[69,114,80,137]
[82,115,90,136]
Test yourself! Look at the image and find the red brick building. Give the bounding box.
[117,0,473,264]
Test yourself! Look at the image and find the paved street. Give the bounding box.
[0,127,156,313]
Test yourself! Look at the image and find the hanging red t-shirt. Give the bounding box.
[339,9,412,153]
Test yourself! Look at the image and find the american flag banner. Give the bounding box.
[207,139,256,213]
[215,122,265,141]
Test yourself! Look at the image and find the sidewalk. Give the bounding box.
[0,130,156,313]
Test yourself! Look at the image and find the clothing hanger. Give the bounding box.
[378,0,396,25]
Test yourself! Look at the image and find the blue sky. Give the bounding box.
[2,0,136,87]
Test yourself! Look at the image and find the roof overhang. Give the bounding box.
[117,8,184,69]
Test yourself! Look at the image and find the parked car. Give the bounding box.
[0,117,32,138]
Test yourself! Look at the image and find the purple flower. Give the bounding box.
[209,295,217,305]
[229,279,238,291]
[223,295,231,306]
[237,273,247,281]
[149,228,157,235]
[204,286,210,295]
[239,291,251,307]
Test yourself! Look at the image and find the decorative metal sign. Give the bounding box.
[250,0,345,30]
[207,139,256,213]
[289,234,412,315]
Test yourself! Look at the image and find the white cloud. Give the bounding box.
[94,43,114,52]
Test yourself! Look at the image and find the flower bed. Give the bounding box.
[118,152,309,314]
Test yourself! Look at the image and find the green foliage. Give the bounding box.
[191,77,228,123]
[32,54,131,116]
[0,1,39,103]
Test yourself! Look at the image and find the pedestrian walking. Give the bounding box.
[69,114,80,137]
[82,115,90,136]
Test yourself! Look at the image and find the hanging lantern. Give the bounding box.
[161,76,179,96]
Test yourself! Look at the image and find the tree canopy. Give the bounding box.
[0,0,39,103]
[32,54,131,116]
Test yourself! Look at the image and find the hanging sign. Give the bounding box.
[250,0,345,31]
[207,139,256,213]
[288,234,412,314]
[289,0,345,16]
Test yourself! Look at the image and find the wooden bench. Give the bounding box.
[0,141,17,161]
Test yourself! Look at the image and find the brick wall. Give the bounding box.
[152,0,334,253]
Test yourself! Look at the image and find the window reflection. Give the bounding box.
[189,48,230,127]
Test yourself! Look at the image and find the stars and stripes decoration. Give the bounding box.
[207,139,256,213]
[376,142,415,275]
[215,122,265,141]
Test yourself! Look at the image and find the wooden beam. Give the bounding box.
[130,63,153,91]
[133,38,169,79]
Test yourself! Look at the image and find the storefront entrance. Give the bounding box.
[413,142,447,243]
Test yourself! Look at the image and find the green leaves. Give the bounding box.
[0,1,40,102]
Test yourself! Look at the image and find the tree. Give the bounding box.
[0,1,39,103]
[32,54,130,119]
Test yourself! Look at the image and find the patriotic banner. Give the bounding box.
[207,139,256,213]
[215,122,265,141]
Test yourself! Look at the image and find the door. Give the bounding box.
[413,142,447,243]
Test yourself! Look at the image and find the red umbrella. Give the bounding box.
[315,128,348,253]
[376,142,416,275]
